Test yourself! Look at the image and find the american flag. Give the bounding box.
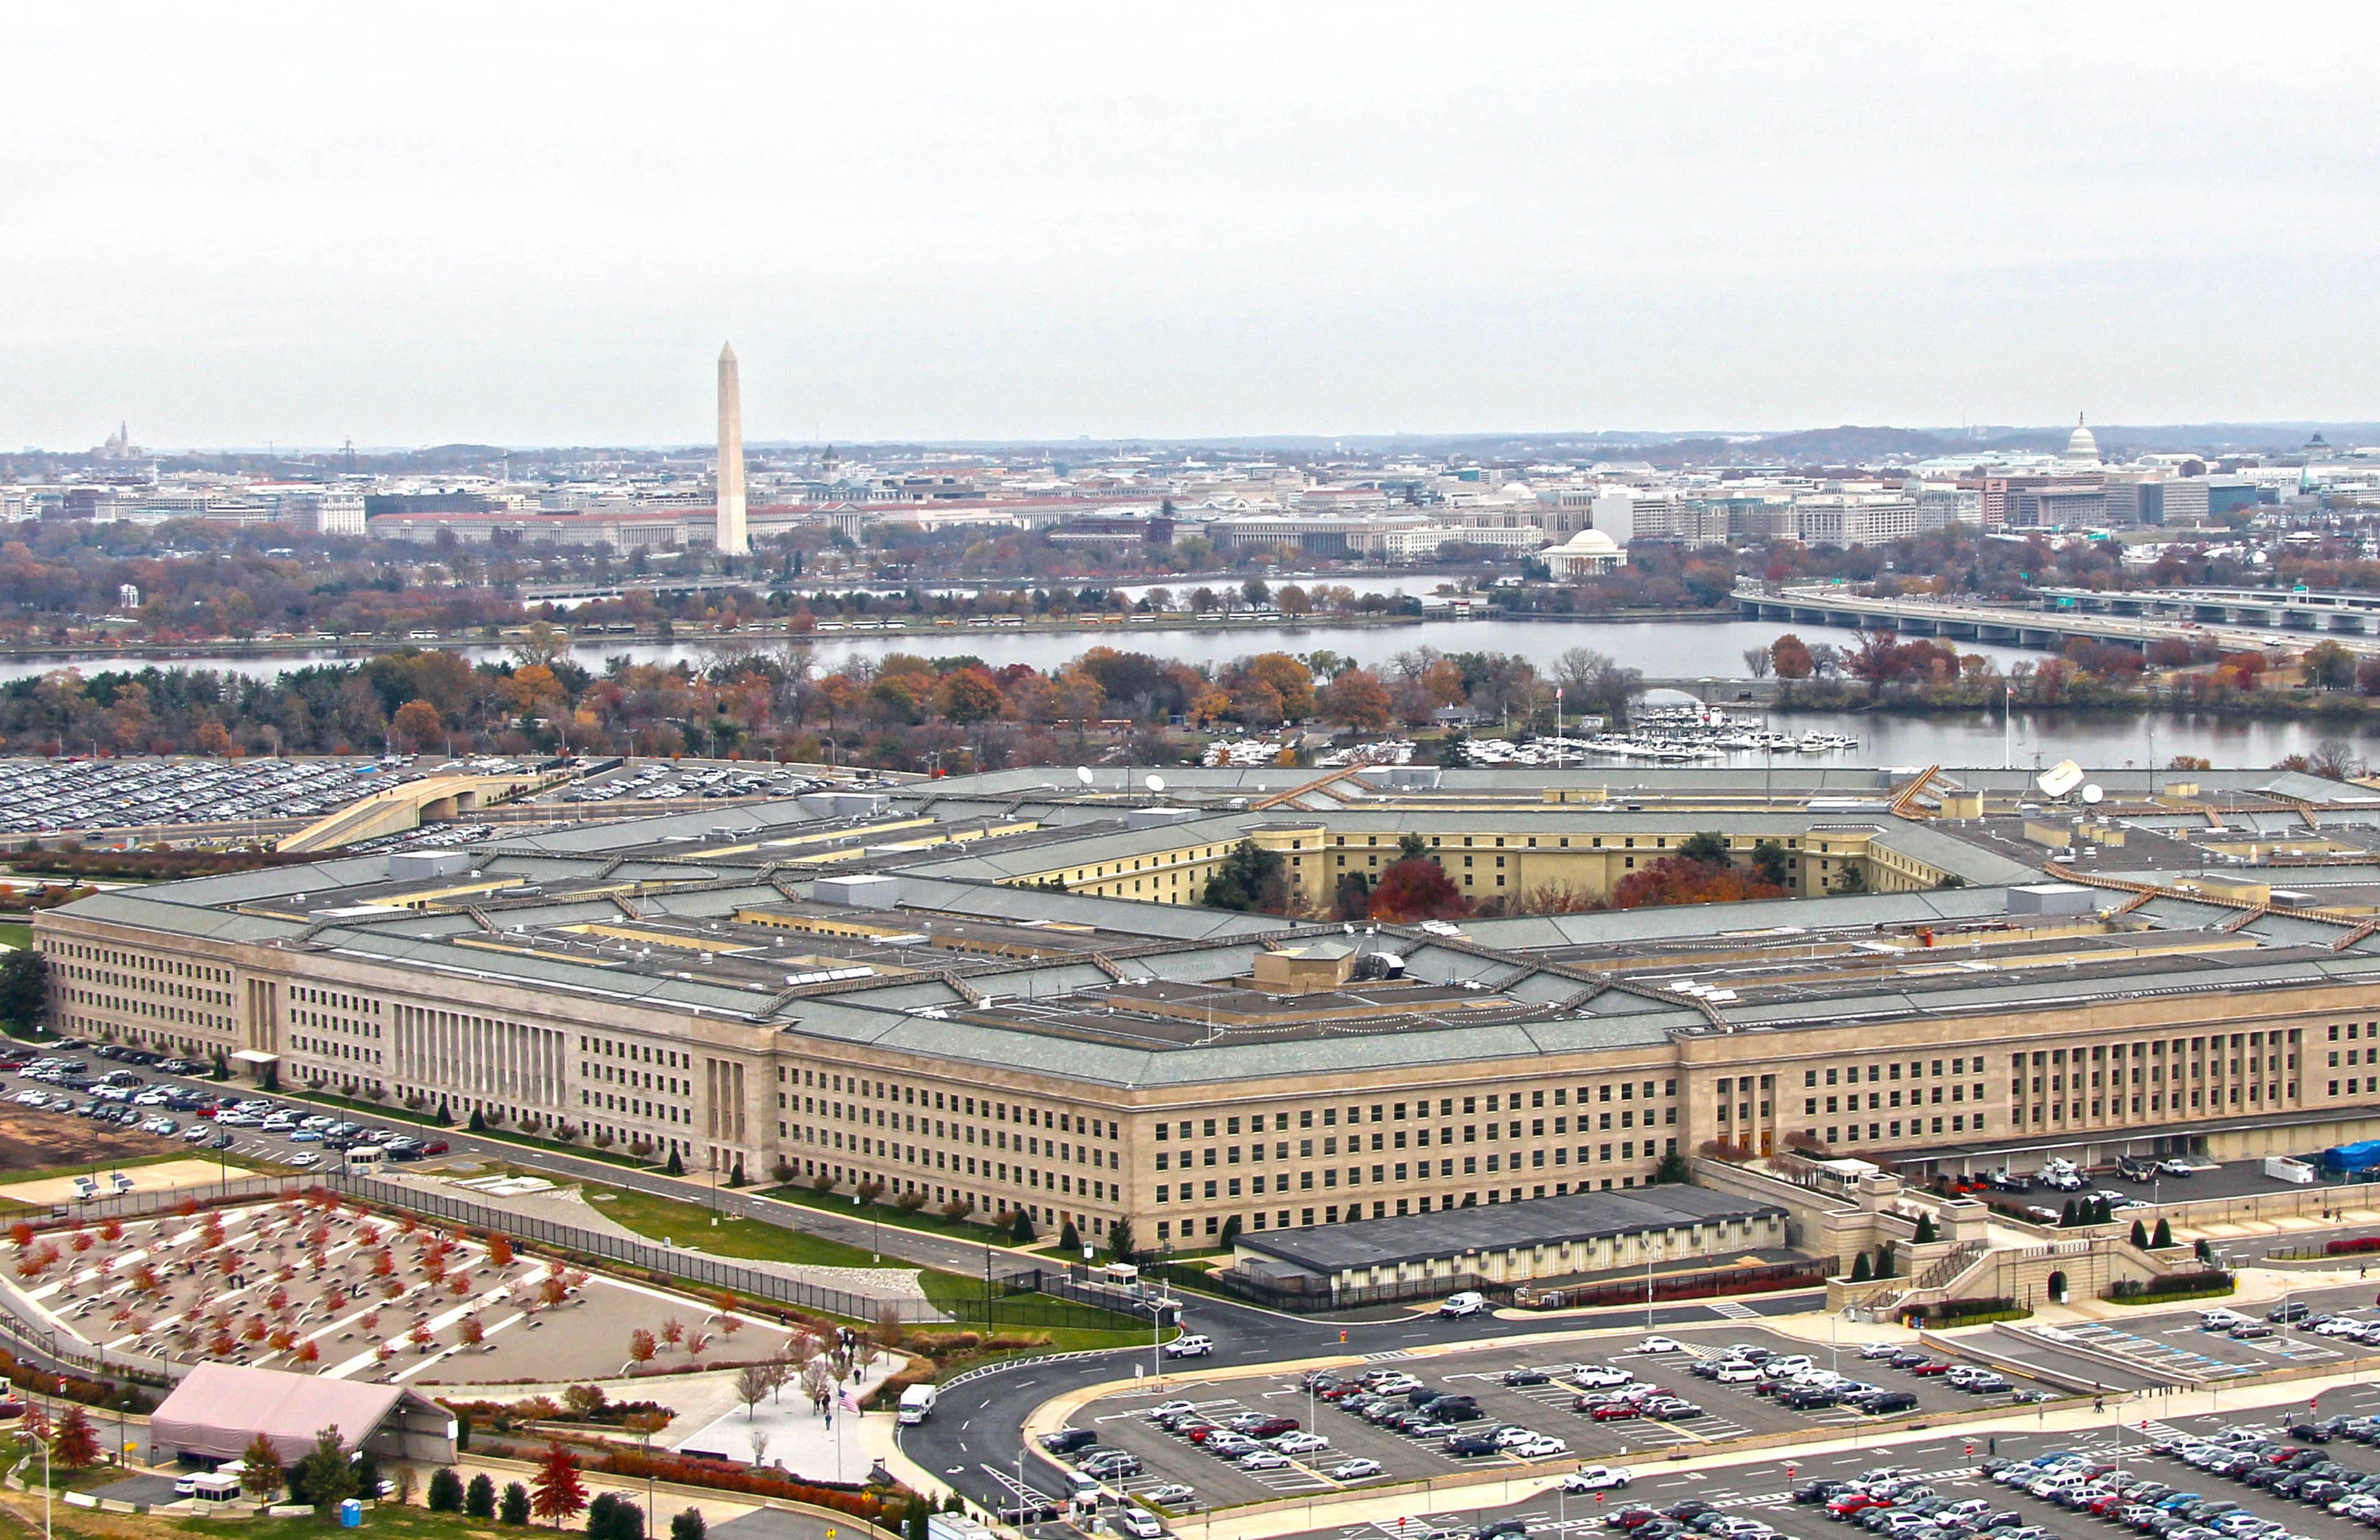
[839,1389,859,1413]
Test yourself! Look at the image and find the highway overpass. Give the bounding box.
[276,772,553,854]
[2034,585,2380,633]
[1732,584,2380,658]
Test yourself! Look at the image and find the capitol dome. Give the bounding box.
[1499,479,1535,501]
[2064,417,2099,462]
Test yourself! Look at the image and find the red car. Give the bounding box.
[1592,1402,1643,1421]
[1605,1510,1661,1531]
[1241,1416,1298,1439]
[420,1140,451,1156]
[1908,1361,1952,1377]
[1828,1495,1888,1519]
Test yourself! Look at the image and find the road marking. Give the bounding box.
[1708,1301,1758,1320]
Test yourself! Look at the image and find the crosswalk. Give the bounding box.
[1708,1300,1759,1320]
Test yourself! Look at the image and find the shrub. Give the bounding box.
[427,1466,465,1512]
[466,1472,497,1519]
[500,1480,531,1526]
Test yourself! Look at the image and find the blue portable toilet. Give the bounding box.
[338,1498,363,1527]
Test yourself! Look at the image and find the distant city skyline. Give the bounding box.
[6,4,2378,448]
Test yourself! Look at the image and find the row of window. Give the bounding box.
[785,1067,1117,1139]
[1154,1140,1674,1200]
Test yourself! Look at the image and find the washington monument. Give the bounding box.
[715,342,748,555]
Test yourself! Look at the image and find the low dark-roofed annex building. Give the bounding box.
[1231,1184,1787,1295]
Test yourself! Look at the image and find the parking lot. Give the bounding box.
[0,755,414,837]
[2022,1289,2380,1387]
[1258,1381,2380,1540]
[1045,1324,2070,1515]
[0,1043,449,1181]
[530,758,819,809]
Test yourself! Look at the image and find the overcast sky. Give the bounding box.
[6,2,2376,450]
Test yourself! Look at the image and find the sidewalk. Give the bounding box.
[676,1356,896,1487]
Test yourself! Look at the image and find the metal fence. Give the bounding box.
[1206,1267,1505,1313]
[14,1173,1147,1335]
[325,1173,952,1323]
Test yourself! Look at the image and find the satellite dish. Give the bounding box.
[1075,766,1094,787]
[2081,783,2104,806]
[2035,759,2085,799]
[1145,774,1166,794]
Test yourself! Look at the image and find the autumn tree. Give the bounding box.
[49,1406,101,1469]
[390,699,444,752]
[530,1443,587,1528]
[1368,858,1469,923]
[1318,668,1393,733]
[240,1433,285,1499]
[1609,853,1788,910]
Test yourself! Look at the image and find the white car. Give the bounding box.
[1491,1425,1539,1448]
[1634,1336,1687,1354]
[1571,1366,1633,1389]
[1329,1459,1384,1481]
[1273,1433,1330,1456]
[1369,1373,1423,1395]
[1112,1509,1165,1540]
[181,1125,212,1143]
[1859,1342,1903,1359]
[1237,1451,1289,1472]
[1163,1335,1213,1359]
[1561,1467,1633,1492]
[1440,1291,1486,1317]
[1147,1401,1198,1419]
[286,1151,322,1168]
[1509,1435,1569,1459]
[1712,1361,1761,1384]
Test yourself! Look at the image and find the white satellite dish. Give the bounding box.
[2036,759,2085,799]
[1145,773,1166,794]
[1075,766,1094,787]
[2080,783,2104,806]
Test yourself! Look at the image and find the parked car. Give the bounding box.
[1564,1467,1634,1492]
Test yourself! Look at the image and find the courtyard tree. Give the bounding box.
[530,1443,587,1528]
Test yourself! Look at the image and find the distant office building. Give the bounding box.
[1047,515,1173,549]
[1794,494,1920,547]
[276,490,367,536]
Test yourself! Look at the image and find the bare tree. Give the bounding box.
[800,1357,834,1416]
[736,1362,773,1419]
[1741,646,1772,680]
[747,1426,772,1468]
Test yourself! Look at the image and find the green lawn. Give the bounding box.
[587,1184,899,1271]
[595,1187,1156,1341]
[0,920,30,951]
[760,1180,1007,1245]
[179,1506,521,1540]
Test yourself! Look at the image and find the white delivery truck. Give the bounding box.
[898,1383,937,1424]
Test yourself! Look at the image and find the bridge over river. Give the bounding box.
[1733,583,2380,658]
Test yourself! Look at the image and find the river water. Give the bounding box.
[3,618,2371,772]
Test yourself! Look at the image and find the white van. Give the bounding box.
[2199,1307,2252,1331]
[1439,1291,1485,1318]
[346,1145,387,1174]
[1713,1361,1762,1383]
[898,1384,937,1425]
